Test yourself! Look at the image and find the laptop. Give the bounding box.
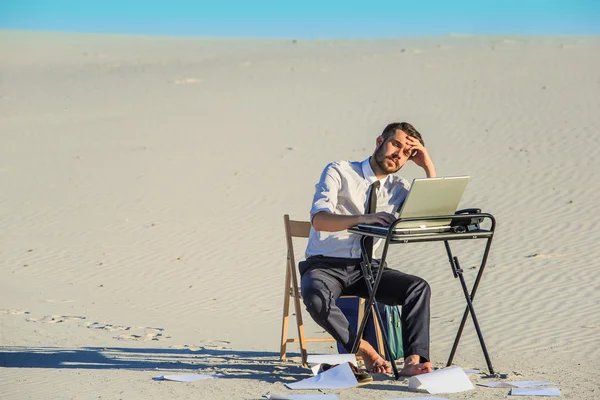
[357,175,470,235]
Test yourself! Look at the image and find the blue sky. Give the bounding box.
[1,0,599,38]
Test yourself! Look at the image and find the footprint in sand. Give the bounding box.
[86,322,132,332]
[201,340,231,350]
[27,315,86,324]
[0,309,30,316]
[86,322,170,341]
[169,344,203,351]
[24,313,172,341]
[113,327,171,341]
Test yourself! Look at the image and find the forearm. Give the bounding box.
[312,212,366,232]
[424,163,437,178]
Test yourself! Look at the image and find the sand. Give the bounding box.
[1,30,599,399]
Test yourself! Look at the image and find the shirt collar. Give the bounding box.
[361,157,387,186]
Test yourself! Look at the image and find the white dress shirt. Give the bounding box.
[306,158,410,259]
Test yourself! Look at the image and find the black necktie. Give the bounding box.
[364,180,380,260]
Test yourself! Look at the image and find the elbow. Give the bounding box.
[311,212,326,231]
[312,219,324,232]
[313,223,324,232]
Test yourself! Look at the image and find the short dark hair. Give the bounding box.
[381,122,424,146]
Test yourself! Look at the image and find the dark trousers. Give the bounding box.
[299,256,430,361]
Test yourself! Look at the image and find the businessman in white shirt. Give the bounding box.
[300,122,436,376]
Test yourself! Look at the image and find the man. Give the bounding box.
[300,122,435,376]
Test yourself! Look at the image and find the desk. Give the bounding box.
[347,213,496,379]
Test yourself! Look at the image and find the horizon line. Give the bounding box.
[3,28,600,41]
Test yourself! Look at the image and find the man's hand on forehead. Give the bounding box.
[403,135,435,176]
[406,136,421,145]
[405,136,422,156]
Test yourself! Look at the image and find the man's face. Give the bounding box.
[373,129,414,175]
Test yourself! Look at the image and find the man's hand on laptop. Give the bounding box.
[361,212,396,226]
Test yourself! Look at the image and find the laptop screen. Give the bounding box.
[394,176,470,229]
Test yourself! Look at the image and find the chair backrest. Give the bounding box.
[284,214,311,238]
[283,214,310,272]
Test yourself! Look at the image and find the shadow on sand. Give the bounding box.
[0,346,310,383]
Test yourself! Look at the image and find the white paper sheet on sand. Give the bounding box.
[479,381,554,388]
[463,369,482,376]
[408,367,474,394]
[510,388,561,396]
[153,374,217,382]
[306,354,357,376]
[267,395,339,400]
[285,362,358,390]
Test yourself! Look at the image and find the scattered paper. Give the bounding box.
[267,395,339,400]
[306,354,357,376]
[408,367,474,394]
[463,369,482,376]
[285,362,358,390]
[479,381,554,388]
[510,388,561,396]
[153,374,217,382]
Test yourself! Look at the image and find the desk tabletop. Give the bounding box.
[347,226,493,244]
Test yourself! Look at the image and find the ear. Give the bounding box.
[376,135,385,147]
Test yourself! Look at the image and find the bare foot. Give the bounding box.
[357,339,392,374]
[399,362,432,376]
[399,354,433,376]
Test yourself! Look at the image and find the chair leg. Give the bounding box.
[372,306,386,358]
[294,296,308,367]
[290,264,308,366]
[358,299,385,358]
[280,257,292,360]
[357,298,365,338]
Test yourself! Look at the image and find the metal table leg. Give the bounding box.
[351,235,401,380]
[444,240,495,375]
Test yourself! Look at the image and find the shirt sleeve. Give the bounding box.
[310,162,342,222]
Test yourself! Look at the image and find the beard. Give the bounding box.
[374,145,402,174]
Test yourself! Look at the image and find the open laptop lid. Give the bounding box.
[395,176,470,229]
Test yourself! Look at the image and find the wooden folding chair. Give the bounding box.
[280,214,385,367]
